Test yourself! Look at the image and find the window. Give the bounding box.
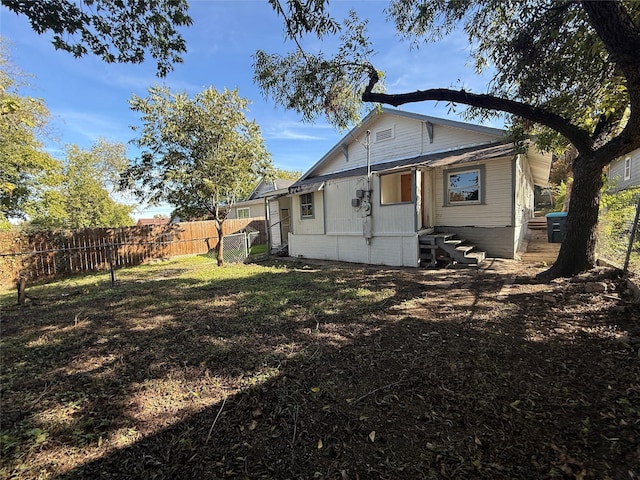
[625,157,631,180]
[300,193,314,218]
[380,172,413,204]
[237,207,250,219]
[444,166,484,205]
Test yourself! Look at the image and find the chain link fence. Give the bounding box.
[208,230,263,264]
[597,188,640,276]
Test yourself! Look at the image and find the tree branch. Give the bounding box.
[362,85,593,153]
[580,1,640,166]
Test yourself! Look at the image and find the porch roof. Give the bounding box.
[288,142,523,193]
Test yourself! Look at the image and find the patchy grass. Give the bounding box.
[1,256,639,479]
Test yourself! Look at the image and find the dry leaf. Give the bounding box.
[369,431,376,442]
[317,438,323,449]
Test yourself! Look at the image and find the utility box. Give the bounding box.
[545,212,568,243]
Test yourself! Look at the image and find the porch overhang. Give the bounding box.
[288,181,325,195]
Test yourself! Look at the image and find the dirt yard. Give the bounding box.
[1,256,639,479]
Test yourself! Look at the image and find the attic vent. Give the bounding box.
[375,127,394,142]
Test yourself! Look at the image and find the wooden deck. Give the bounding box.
[519,218,560,265]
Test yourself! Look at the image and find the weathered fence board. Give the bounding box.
[0,218,266,288]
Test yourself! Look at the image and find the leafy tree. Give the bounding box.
[122,85,272,265]
[255,0,640,279]
[29,140,135,229]
[273,168,302,181]
[1,0,191,77]
[0,40,60,229]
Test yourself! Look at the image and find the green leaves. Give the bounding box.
[3,0,192,77]
[28,140,135,229]
[124,85,273,220]
[0,42,58,228]
[254,10,378,130]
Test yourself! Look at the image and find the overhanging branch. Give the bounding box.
[362,86,593,154]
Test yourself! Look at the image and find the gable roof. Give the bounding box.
[298,107,507,183]
[247,178,296,200]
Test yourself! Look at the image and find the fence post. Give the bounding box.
[623,194,640,274]
[107,243,116,287]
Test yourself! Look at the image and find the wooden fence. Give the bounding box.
[0,218,266,289]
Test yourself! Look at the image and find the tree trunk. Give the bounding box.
[215,220,224,266]
[538,157,604,280]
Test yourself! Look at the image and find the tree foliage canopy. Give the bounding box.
[29,140,135,229]
[1,0,192,76]
[122,85,273,221]
[256,1,639,158]
[0,41,59,229]
[255,0,640,278]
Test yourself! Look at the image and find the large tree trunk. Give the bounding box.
[538,157,604,280]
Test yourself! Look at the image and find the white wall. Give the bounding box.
[290,191,325,235]
[434,156,513,227]
[314,115,504,177]
[288,233,419,267]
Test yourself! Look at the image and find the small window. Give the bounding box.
[445,167,483,205]
[380,172,413,205]
[237,207,250,219]
[624,157,631,180]
[300,192,314,218]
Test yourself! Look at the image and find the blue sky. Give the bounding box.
[1,0,499,219]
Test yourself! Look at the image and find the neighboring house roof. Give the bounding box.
[136,217,170,226]
[247,178,296,200]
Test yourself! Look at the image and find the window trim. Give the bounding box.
[300,192,314,219]
[236,207,250,219]
[380,171,414,206]
[443,165,485,206]
[624,157,631,180]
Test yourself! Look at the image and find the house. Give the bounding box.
[136,216,170,227]
[274,107,552,267]
[607,147,640,191]
[227,178,295,220]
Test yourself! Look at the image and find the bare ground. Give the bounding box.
[1,256,639,479]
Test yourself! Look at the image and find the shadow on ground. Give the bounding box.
[1,258,639,479]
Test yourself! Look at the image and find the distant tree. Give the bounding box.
[255,0,640,279]
[0,39,59,229]
[29,140,134,229]
[1,0,191,77]
[122,85,272,265]
[273,168,302,181]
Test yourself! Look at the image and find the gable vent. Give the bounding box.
[375,127,394,142]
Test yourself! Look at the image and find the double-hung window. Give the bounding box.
[237,207,250,219]
[444,166,484,205]
[300,192,314,218]
[624,157,631,180]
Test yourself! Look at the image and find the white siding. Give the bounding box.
[608,147,640,190]
[371,174,415,234]
[435,157,513,227]
[288,233,419,267]
[290,191,325,235]
[324,177,364,234]
[313,116,504,177]
[227,200,264,219]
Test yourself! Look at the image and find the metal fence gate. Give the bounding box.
[218,231,262,264]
